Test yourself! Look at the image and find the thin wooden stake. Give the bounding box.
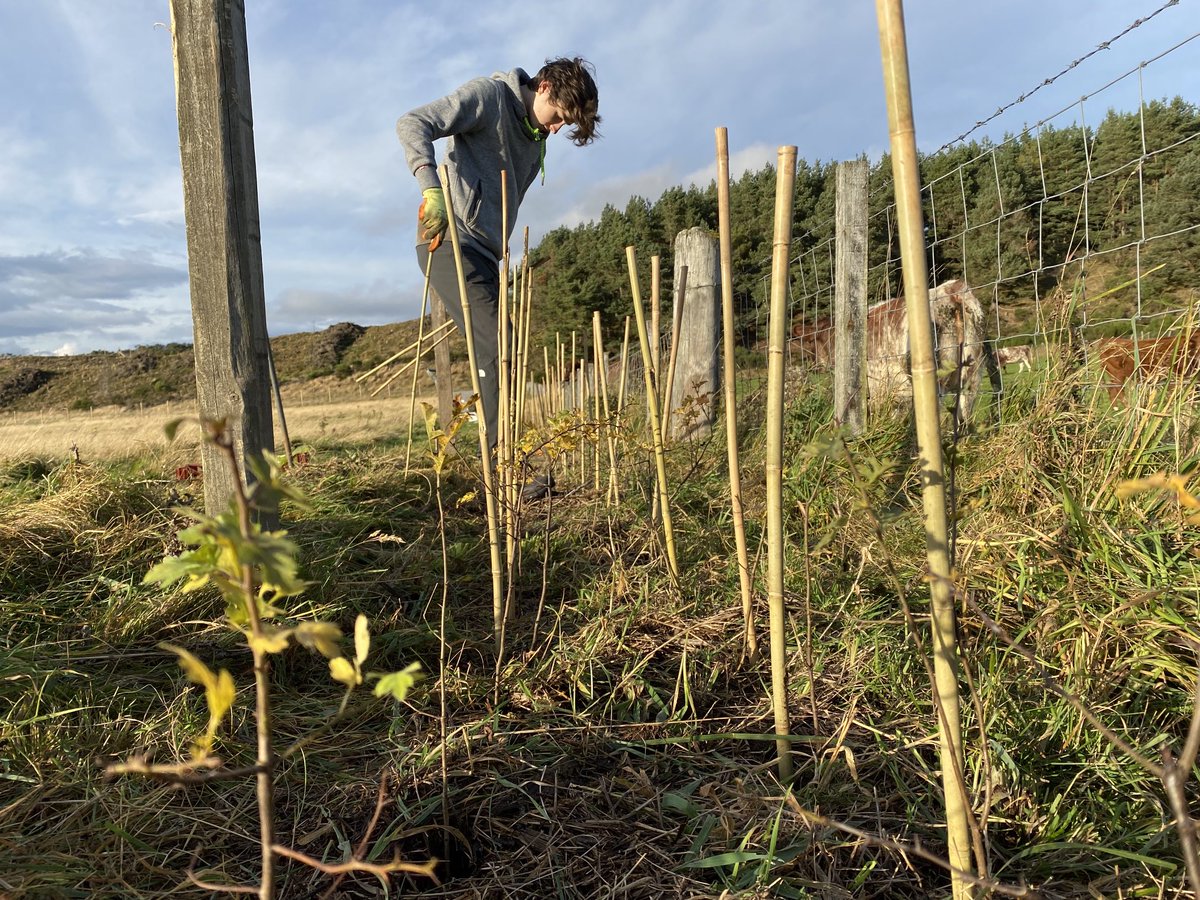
[626,245,679,579]
[404,250,435,475]
[651,255,662,387]
[265,340,292,467]
[370,326,454,398]
[660,265,689,444]
[715,126,757,661]
[356,318,454,383]
[616,315,632,421]
[593,311,620,505]
[765,145,797,781]
[876,2,974,893]
[438,164,504,653]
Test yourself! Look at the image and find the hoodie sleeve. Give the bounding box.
[396,77,498,193]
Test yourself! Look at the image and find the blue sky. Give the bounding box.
[1,0,1197,356]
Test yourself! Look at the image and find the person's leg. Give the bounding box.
[416,242,500,453]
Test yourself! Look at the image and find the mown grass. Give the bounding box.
[2,359,1199,898]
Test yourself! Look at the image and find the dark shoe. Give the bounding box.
[520,472,556,502]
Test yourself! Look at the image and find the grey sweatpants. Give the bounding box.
[416,241,501,453]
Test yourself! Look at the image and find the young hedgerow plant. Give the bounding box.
[108,418,430,899]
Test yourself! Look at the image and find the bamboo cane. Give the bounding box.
[660,265,689,444]
[265,339,292,467]
[613,316,633,504]
[766,145,797,781]
[515,244,532,439]
[577,356,588,485]
[648,256,663,524]
[519,274,533,431]
[616,315,632,421]
[576,331,585,487]
[716,127,758,661]
[591,331,602,494]
[876,2,974,893]
[499,205,522,669]
[556,332,564,415]
[626,245,679,579]
[497,175,517,636]
[356,318,455,384]
[543,345,554,428]
[651,255,662,387]
[403,251,436,475]
[437,164,505,653]
[594,312,620,505]
[369,326,455,398]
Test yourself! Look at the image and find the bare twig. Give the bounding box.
[185,870,260,894]
[271,843,439,881]
[105,757,263,784]
[320,771,395,900]
[786,797,1036,898]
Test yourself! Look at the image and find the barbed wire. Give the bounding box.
[935,0,1182,154]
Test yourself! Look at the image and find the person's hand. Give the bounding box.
[418,187,447,251]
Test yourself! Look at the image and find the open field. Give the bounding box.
[3,358,1200,898]
[0,387,437,464]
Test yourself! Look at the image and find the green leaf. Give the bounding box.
[372,662,423,702]
[160,643,219,690]
[293,621,343,659]
[330,656,361,688]
[354,614,370,666]
[247,451,315,514]
[678,850,772,870]
[211,669,236,724]
[247,627,293,654]
[159,643,236,761]
[163,417,190,441]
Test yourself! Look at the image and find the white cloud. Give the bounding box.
[0,0,1195,356]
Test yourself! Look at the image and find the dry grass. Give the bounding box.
[3,354,1200,898]
[0,384,438,464]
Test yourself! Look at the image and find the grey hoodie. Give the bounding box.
[396,68,545,262]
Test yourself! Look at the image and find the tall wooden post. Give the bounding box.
[669,228,720,441]
[834,160,869,436]
[170,0,274,518]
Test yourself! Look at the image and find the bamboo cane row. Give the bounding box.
[347,104,969,891]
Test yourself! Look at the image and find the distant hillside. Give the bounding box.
[0,318,470,414]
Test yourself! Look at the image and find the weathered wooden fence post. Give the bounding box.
[669,227,720,441]
[171,0,275,519]
[834,160,869,436]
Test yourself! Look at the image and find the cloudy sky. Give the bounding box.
[1,0,1197,356]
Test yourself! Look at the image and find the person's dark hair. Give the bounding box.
[532,57,601,146]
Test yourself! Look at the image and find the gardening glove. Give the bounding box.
[418,187,447,251]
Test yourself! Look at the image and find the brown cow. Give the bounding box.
[996,344,1033,372]
[1095,330,1200,401]
[790,279,995,424]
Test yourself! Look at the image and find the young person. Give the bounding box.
[396,57,600,470]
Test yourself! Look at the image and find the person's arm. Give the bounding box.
[396,76,493,192]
